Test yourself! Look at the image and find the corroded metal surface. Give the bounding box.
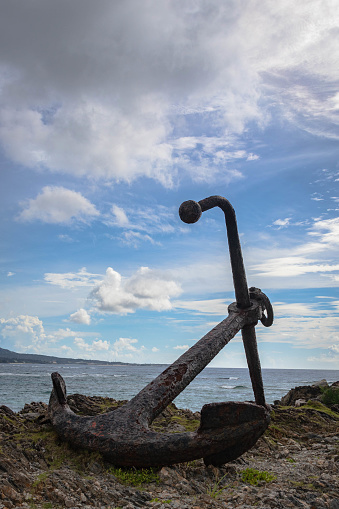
[49,195,274,468]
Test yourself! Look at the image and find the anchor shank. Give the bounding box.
[125,303,260,423]
[179,196,268,409]
[199,196,250,309]
[241,325,266,406]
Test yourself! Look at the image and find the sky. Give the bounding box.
[0,0,338,370]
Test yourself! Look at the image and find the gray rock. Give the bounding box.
[295,399,307,407]
[312,379,328,388]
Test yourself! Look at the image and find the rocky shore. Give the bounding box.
[0,381,338,509]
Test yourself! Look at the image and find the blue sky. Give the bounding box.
[0,0,338,369]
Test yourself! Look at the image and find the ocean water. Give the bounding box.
[0,363,338,413]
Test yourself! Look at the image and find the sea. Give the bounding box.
[0,364,338,413]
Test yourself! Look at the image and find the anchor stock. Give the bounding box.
[49,196,274,467]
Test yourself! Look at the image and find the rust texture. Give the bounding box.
[49,195,274,468]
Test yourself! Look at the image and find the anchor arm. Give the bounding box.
[124,300,261,424]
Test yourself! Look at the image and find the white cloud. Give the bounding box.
[45,267,102,289]
[47,328,79,342]
[173,298,231,315]
[272,218,291,228]
[307,217,339,248]
[103,203,178,247]
[151,347,159,352]
[0,315,88,353]
[253,256,339,278]
[105,203,176,234]
[0,315,45,345]
[246,153,259,161]
[0,1,338,184]
[111,205,129,227]
[120,231,158,248]
[251,216,339,283]
[174,345,189,350]
[18,186,99,224]
[69,308,91,325]
[74,337,109,352]
[258,301,339,349]
[7,272,15,277]
[91,266,182,314]
[112,337,139,353]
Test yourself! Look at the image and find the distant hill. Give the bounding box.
[0,347,130,365]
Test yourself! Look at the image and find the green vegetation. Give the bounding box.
[169,415,200,431]
[290,480,316,490]
[320,386,339,407]
[206,474,229,498]
[32,472,50,488]
[240,468,276,486]
[151,404,200,433]
[302,400,339,419]
[150,498,172,503]
[286,457,296,463]
[108,466,160,487]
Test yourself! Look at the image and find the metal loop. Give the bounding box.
[249,287,274,327]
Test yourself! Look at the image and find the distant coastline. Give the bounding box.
[0,346,132,366]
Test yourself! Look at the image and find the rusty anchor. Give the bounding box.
[49,195,274,468]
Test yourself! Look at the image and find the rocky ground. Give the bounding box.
[0,382,338,509]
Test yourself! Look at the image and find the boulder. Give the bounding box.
[295,398,307,407]
[312,379,329,388]
[279,385,322,406]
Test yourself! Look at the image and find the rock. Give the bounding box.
[295,398,307,407]
[0,389,338,509]
[278,384,322,406]
[0,405,16,416]
[313,379,329,388]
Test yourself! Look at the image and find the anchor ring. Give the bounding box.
[249,287,274,327]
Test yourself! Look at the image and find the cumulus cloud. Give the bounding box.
[0,315,88,352]
[69,308,91,325]
[18,186,99,224]
[0,1,338,185]
[329,344,339,354]
[74,337,109,352]
[112,337,139,353]
[0,315,45,345]
[174,345,189,350]
[91,266,182,314]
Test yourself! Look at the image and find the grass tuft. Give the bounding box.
[108,466,160,486]
[240,468,276,486]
